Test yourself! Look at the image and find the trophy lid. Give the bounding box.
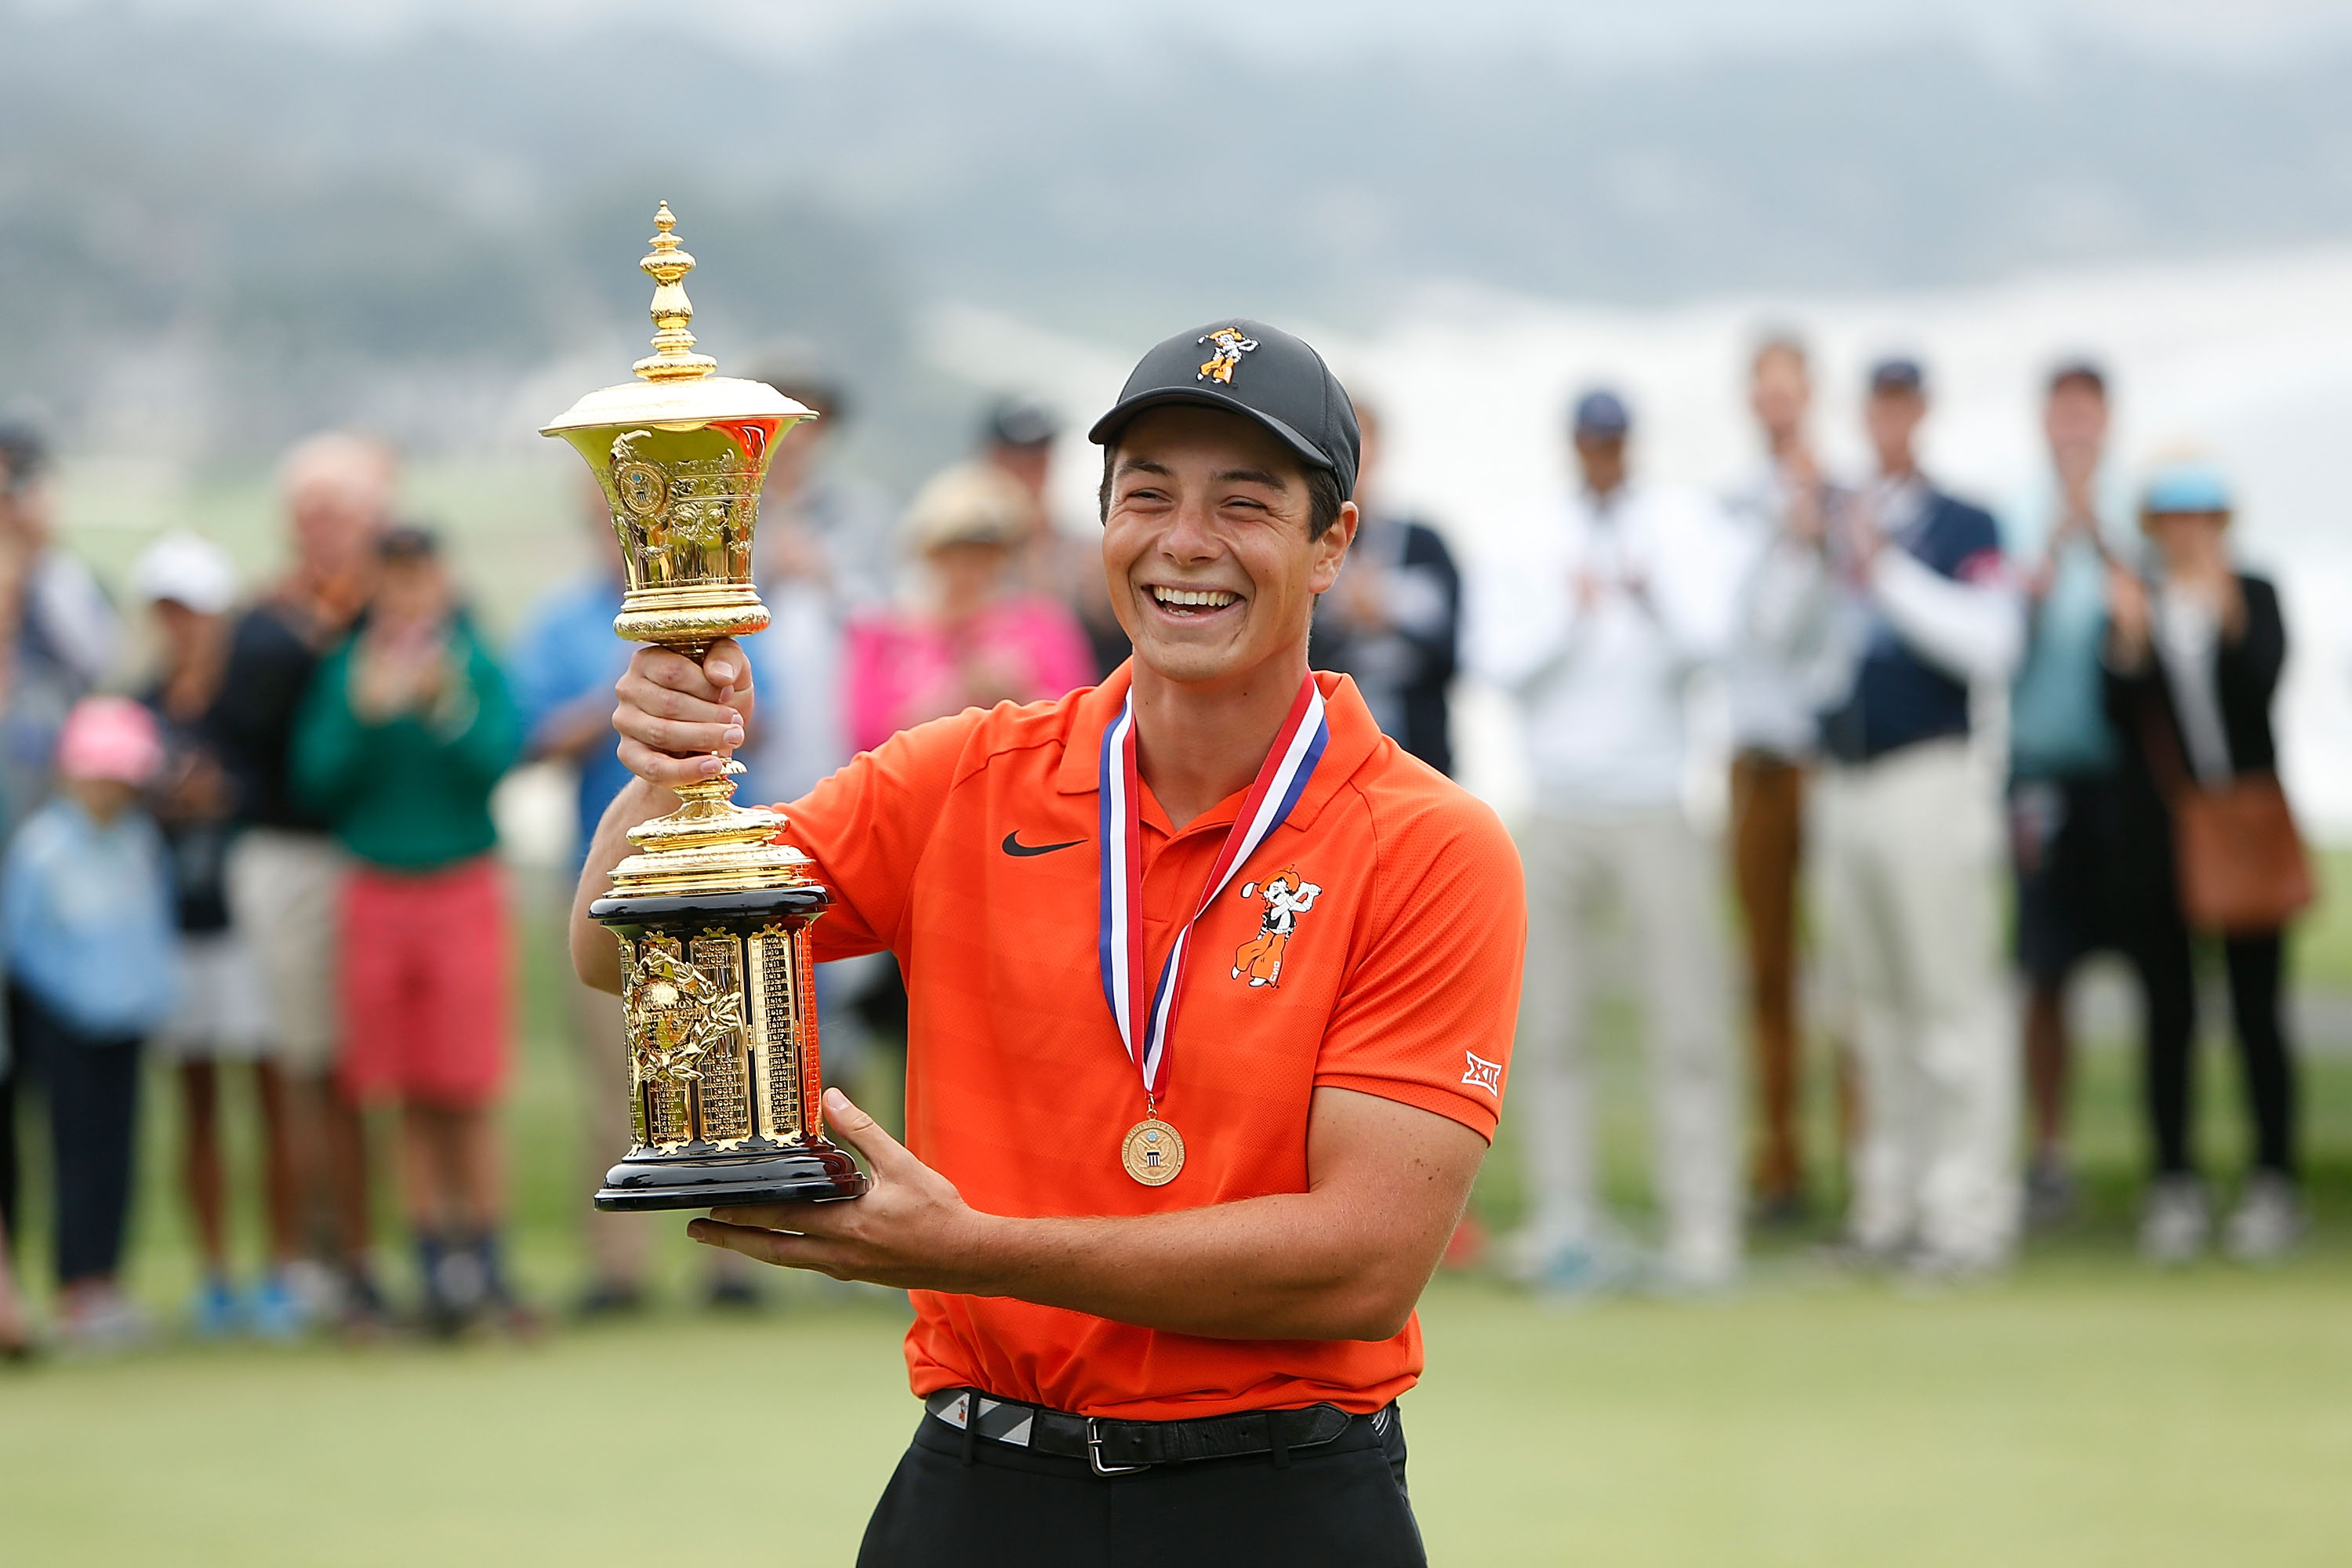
[541,201,816,435]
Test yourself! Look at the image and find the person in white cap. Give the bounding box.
[844,461,1094,756]
[134,532,306,1338]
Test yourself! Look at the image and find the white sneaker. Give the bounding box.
[2223,1173,2306,1264]
[2139,1175,2209,1265]
[57,1287,153,1354]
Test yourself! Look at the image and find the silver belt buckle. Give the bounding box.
[1085,1418,1146,1475]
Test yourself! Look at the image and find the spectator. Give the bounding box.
[134,534,303,1338]
[844,463,1094,755]
[0,421,122,1271]
[292,525,527,1334]
[2003,361,2134,1227]
[1722,336,1841,1225]
[1778,357,2025,1278]
[985,394,1129,681]
[2103,459,2306,1264]
[0,423,118,838]
[208,430,394,1330]
[1312,401,1461,775]
[2,697,177,1350]
[744,351,897,802]
[510,476,764,1314]
[1472,387,1742,1293]
[0,1200,26,1358]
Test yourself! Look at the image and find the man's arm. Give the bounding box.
[568,637,751,993]
[693,1083,1487,1343]
[1867,548,2025,686]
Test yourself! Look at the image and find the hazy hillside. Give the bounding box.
[9,3,2352,460]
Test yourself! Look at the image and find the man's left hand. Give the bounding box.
[690,1089,1002,1295]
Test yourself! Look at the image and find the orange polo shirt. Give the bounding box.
[779,666,1525,1419]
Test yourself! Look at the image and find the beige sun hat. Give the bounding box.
[902,462,1033,553]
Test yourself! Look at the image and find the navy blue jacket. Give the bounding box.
[1821,489,2005,764]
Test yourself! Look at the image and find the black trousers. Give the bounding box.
[3,985,144,1283]
[2122,917,2296,1179]
[858,1403,1426,1567]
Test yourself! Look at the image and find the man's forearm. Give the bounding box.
[569,775,679,993]
[965,1190,1442,1344]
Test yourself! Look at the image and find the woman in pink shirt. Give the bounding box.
[846,463,1094,756]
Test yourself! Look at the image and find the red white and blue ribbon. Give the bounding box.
[1098,673,1329,1103]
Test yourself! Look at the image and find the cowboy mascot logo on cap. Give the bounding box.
[1196,326,1259,384]
[1231,866,1323,989]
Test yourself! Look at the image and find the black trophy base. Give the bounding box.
[594,1142,869,1212]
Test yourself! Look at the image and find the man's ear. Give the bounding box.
[1310,499,1360,594]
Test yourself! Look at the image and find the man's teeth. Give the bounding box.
[1152,586,1239,608]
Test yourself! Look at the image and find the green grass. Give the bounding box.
[4,1261,2350,1565]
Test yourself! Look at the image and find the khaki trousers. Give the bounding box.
[1813,739,2018,1265]
[1514,807,1740,1277]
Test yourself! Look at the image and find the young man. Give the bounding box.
[1722,339,1838,1225]
[1769,358,2025,1278]
[575,321,1523,1565]
[1311,401,1462,778]
[206,431,396,1329]
[984,394,1132,682]
[294,526,526,1334]
[1472,387,1741,1293]
[2002,362,2129,1225]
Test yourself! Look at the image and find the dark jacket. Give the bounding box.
[205,598,340,833]
[2102,572,2285,906]
[1820,488,2005,764]
[1311,516,1461,777]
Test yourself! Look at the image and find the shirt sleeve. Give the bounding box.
[1312,790,1526,1141]
[1868,516,2024,687]
[777,708,982,961]
[1465,534,1577,695]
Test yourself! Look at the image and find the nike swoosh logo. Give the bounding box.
[1002,830,1084,858]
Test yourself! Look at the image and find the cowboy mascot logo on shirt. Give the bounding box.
[1231,866,1323,989]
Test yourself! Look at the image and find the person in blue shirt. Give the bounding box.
[2,697,179,1350]
[510,477,769,1315]
[2002,361,2135,1226]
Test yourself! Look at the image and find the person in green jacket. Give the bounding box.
[293,524,527,1335]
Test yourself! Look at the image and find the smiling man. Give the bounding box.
[572,321,1524,1565]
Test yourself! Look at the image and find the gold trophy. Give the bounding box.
[543,203,867,1210]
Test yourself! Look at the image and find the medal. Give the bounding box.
[1120,1117,1186,1186]
[1098,673,1329,1185]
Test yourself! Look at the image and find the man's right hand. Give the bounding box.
[612,637,753,789]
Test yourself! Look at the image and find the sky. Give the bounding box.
[35,0,2352,66]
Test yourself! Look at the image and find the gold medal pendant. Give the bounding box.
[1120,1117,1185,1186]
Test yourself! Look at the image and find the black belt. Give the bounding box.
[924,1388,1365,1476]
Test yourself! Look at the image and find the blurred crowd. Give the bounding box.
[0,332,2319,1355]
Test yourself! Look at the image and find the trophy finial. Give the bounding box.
[633,201,720,383]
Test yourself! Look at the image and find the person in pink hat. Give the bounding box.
[2,695,180,1350]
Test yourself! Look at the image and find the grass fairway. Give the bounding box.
[4,1261,2350,1566]
[2,869,2349,1563]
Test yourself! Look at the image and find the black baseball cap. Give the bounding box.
[983,395,1059,450]
[376,522,441,561]
[1087,318,1359,501]
[1571,388,1631,438]
[1869,356,1926,395]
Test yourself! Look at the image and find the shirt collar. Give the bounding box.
[1054,662,1384,836]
